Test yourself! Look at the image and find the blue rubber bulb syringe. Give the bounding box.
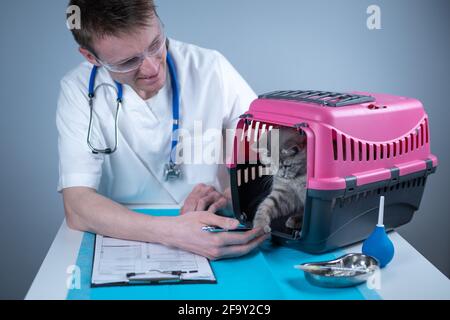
[362,196,395,268]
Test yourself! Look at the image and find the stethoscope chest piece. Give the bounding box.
[164,162,182,181]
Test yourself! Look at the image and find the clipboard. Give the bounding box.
[90,234,217,287]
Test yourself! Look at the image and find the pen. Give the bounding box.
[126,269,198,278]
[202,224,252,233]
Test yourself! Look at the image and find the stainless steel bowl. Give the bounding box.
[295,253,380,288]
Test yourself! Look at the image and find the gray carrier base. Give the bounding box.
[229,159,437,254]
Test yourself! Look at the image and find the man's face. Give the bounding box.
[92,18,167,99]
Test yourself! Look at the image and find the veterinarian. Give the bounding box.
[58,0,269,260]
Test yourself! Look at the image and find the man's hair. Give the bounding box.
[68,0,157,54]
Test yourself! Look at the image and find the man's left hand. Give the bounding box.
[180,183,228,215]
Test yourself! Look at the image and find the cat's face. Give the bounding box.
[259,128,307,179]
[277,129,307,179]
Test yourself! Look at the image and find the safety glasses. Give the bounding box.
[96,19,166,74]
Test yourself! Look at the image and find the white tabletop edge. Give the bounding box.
[25,219,83,300]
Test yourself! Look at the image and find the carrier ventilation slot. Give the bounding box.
[331,118,429,162]
[259,90,375,107]
[236,120,277,187]
[337,177,427,207]
[240,120,273,143]
[236,166,272,187]
[238,119,277,168]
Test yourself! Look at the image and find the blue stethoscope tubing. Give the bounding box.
[166,51,180,164]
[87,51,180,167]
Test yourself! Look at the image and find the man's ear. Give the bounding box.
[79,47,101,66]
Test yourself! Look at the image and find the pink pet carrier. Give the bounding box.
[227,90,438,253]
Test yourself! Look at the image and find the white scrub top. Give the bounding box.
[56,39,256,205]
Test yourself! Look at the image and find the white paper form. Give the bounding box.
[91,235,216,286]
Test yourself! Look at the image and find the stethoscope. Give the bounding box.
[87,51,182,181]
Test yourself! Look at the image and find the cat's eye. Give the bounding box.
[290,146,300,155]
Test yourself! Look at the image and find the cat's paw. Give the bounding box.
[285,215,303,230]
[253,214,272,234]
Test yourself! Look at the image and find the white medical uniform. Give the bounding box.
[56,38,256,205]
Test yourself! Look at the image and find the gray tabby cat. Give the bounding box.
[253,128,307,233]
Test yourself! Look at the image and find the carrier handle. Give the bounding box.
[259,90,375,107]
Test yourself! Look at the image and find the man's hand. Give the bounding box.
[180,184,228,215]
[164,211,270,260]
[63,187,268,261]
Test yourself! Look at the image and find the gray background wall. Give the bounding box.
[0,0,448,299]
